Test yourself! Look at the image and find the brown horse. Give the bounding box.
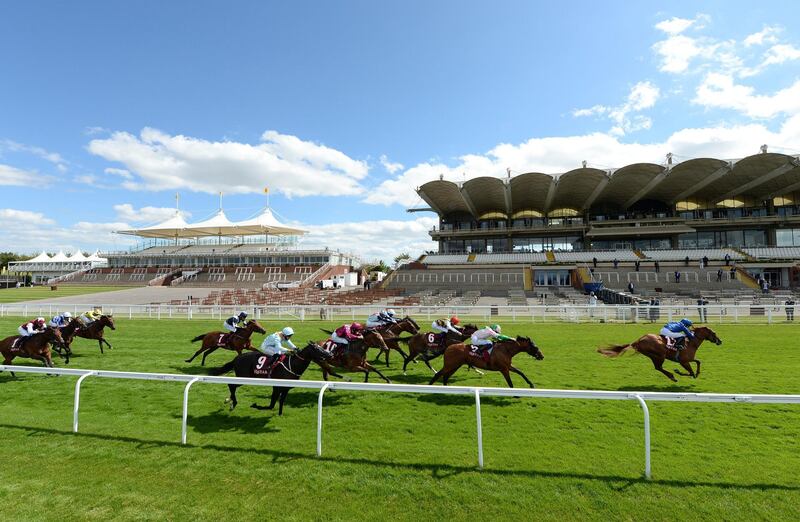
[597,325,722,381]
[429,336,544,387]
[0,327,64,375]
[399,323,479,374]
[371,317,419,366]
[186,320,267,366]
[63,315,116,354]
[317,330,392,383]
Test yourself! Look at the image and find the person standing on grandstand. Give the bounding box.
[330,322,364,349]
[786,298,795,321]
[470,324,512,355]
[78,307,103,327]
[366,308,397,329]
[49,311,73,329]
[259,327,297,360]
[660,318,694,351]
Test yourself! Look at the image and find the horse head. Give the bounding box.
[461,324,479,336]
[301,341,333,363]
[46,326,64,345]
[403,316,420,334]
[516,335,544,360]
[694,326,722,345]
[247,320,267,335]
[101,314,116,330]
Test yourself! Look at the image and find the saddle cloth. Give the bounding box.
[253,354,286,377]
[216,334,229,347]
[660,336,681,362]
[321,339,345,357]
[468,345,492,364]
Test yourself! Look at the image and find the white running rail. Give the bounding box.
[2,365,799,479]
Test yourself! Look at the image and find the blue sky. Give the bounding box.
[2,1,800,260]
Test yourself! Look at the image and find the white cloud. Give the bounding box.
[762,44,800,67]
[0,164,42,186]
[113,203,190,224]
[694,73,800,119]
[574,81,660,136]
[379,154,404,174]
[300,216,438,261]
[88,128,368,198]
[655,16,699,36]
[744,26,781,47]
[0,208,55,226]
[652,14,717,74]
[366,114,800,207]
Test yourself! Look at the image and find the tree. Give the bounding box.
[0,252,24,270]
[393,253,411,268]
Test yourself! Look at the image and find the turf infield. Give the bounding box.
[1,318,799,521]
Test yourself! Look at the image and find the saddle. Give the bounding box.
[660,336,682,362]
[468,345,492,364]
[10,337,26,354]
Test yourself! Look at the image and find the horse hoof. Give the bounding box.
[224,398,231,404]
[344,377,352,383]
[402,371,407,376]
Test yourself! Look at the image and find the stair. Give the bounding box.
[545,251,556,262]
[467,253,477,262]
[634,249,646,259]
[730,246,754,261]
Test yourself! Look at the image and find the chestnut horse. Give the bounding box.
[0,327,64,375]
[597,325,722,382]
[370,316,419,366]
[186,320,266,366]
[317,330,392,383]
[429,336,544,387]
[398,323,479,374]
[62,315,116,354]
[212,341,333,415]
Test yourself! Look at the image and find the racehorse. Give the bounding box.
[429,336,544,387]
[61,315,116,354]
[317,330,393,383]
[52,319,81,363]
[186,320,266,366]
[0,327,64,375]
[212,341,332,415]
[597,325,722,382]
[370,316,419,366]
[398,323,479,374]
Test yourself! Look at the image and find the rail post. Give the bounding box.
[73,371,96,433]
[317,383,331,456]
[181,377,202,444]
[633,394,651,479]
[475,388,484,468]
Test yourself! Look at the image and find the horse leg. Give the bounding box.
[509,365,535,388]
[424,359,437,374]
[652,358,677,382]
[675,360,697,378]
[278,388,290,415]
[441,367,460,386]
[362,362,390,383]
[201,347,219,366]
[429,369,444,385]
[2,355,16,377]
[185,344,207,363]
[97,339,104,354]
[500,369,514,388]
[402,353,415,374]
[225,384,239,410]
[694,359,701,377]
[103,338,112,350]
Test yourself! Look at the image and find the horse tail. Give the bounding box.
[190,334,206,343]
[320,328,333,335]
[597,344,632,358]
[210,358,236,376]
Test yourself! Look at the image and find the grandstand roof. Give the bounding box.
[417,152,800,217]
[116,208,307,239]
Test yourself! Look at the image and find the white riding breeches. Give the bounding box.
[659,328,685,339]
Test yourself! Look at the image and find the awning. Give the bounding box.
[586,224,696,237]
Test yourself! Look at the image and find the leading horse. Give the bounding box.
[0,327,64,375]
[429,336,544,387]
[597,325,722,381]
[212,341,332,415]
[62,315,116,354]
[187,320,267,366]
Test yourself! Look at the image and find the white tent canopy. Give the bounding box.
[115,208,306,239]
[28,251,52,262]
[50,251,69,262]
[69,251,87,261]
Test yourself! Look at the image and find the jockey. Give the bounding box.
[470,324,512,354]
[18,317,46,347]
[223,311,248,334]
[660,318,695,350]
[366,308,397,329]
[431,316,462,348]
[258,327,297,358]
[79,307,103,326]
[331,322,365,348]
[49,312,73,329]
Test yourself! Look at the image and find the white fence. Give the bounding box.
[3,364,800,478]
[0,302,798,323]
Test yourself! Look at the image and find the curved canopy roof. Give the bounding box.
[116,208,307,239]
[415,152,800,218]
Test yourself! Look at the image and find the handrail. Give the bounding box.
[3,364,800,479]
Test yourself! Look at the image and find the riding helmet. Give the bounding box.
[282,326,294,337]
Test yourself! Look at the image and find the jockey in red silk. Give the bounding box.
[331,322,364,347]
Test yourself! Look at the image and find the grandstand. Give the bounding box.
[388,150,800,303]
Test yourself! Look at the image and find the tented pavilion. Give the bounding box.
[115,207,307,244]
